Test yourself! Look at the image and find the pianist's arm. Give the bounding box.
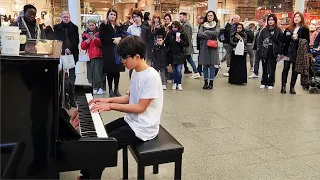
[92,99,152,114]
[90,95,129,105]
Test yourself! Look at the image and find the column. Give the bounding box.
[68,0,81,29]
[294,0,305,13]
[208,0,218,12]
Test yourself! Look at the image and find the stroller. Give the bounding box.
[309,49,320,94]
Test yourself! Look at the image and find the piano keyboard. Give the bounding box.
[76,93,108,138]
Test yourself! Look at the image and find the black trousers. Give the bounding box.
[281,61,298,87]
[261,47,277,86]
[80,118,142,178]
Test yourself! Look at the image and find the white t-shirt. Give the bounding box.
[124,67,163,141]
[127,24,142,37]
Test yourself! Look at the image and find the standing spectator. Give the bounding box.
[180,12,200,77]
[310,25,320,48]
[99,8,127,97]
[150,13,166,51]
[54,11,79,107]
[198,11,220,90]
[80,19,105,95]
[11,4,46,40]
[249,17,266,78]
[257,14,282,90]
[163,13,173,83]
[281,12,310,94]
[221,15,240,77]
[127,10,151,77]
[228,23,248,85]
[143,12,153,63]
[165,21,189,91]
[196,15,205,76]
[245,23,255,72]
[152,34,168,90]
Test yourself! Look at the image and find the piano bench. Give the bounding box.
[122,125,184,180]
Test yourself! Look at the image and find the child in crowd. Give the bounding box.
[152,34,168,90]
[76,36,164,179]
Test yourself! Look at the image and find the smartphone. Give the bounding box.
[89,32,94,39]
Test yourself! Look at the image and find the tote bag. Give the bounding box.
[60,54,76,69]
[235,39,245,56]
[78,50,90,62]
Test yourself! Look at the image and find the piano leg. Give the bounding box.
[88,169,104,179]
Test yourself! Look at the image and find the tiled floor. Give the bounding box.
[61,61,320,180]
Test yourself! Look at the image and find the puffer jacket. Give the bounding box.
[80,29,102,60]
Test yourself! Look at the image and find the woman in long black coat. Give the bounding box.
[99,8,126,97]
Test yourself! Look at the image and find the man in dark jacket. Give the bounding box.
[196,16,204,76]
[54,11,80,107]
[11,4,46,40]
[221,15,240,77]
[314,33,320,48]
[249,17,266,78]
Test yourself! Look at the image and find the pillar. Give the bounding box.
[294,0,305,13]
[208,0,218,12]
[68,0,81,29]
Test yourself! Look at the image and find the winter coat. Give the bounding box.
[182,21,194,55]
[314,33,320,48]
[54,22,79,56]
[165,30,189,65]
[99,23,127,73]
[224,22,234,44]
[281,26,310,61]
[152,44,167,69]
[257,27,283,61]
[245,28,254,44]
[11,16,46,40]
[198,22,220,66]
[80,29,102,60]
[230,30,248,52]
[253,27,263,50]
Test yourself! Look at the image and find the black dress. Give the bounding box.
[228,32,248,85]
[99,23,126,73]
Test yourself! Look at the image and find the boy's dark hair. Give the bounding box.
[144,12,150,21]
[180,12,187,17]
[117,36,146,59]
[24,4,37,13]
[132,10,143,19]
[156,34,164,39]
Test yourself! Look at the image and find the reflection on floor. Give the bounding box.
[61,61,320,180]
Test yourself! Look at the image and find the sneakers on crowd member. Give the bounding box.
[223,72,229,77]
[177,84,183,91]
[268,86,274,90]
[172,83,177,90]
[260,85,267,89]
[162,85,167,90]
[93,89,98,94]
[248,73,258,79]
[250,67,254,72]
[190,73,201,79]
[97,88,105,95]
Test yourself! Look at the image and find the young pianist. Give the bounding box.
[73,36,164,179]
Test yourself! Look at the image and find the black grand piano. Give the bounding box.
[0,41,118,179]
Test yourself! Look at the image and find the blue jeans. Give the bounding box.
[172,64,183,84]
[186,55,198,73]
[203,65,215,80]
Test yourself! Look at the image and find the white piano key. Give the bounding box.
[85,93,108,138]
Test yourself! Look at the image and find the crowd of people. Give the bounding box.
[11,4,320,101]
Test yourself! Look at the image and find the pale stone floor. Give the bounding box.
[61,61,320,180]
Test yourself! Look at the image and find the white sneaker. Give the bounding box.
[268,86,274,90]
[250,68,254,72]
[260,85,266,89]
[97,88,105,95]
[224,73,229,77]
[191,73,201,79]
[248,73,258,79]
[162,85,167,90]
[167,80,173,84]
[177,84,183,91]
[93,89,98,94]
[172,83,177,90]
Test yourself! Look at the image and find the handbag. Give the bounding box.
[78,50,90,62]
[235,39,245,56]
[60,54,76,69]
[207,39,218,48]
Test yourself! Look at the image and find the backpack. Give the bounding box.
[218,28,226,43]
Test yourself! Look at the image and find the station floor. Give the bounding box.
[61,61,320,180]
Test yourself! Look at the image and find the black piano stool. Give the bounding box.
[122,125,184,180]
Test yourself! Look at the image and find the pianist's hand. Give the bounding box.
[91,103,112,113]
[88,98,110,106]
[70,110,80,131]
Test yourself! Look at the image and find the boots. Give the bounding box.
[109,89,115,97]
[281,85,286,94]
[114,89,121,97]
[203,80,208,89]
[207,80,214,90]
[290,85,296,94]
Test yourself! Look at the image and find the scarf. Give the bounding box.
[203,21,217,29]
[295,38,310,85]
[21,17,40,40]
